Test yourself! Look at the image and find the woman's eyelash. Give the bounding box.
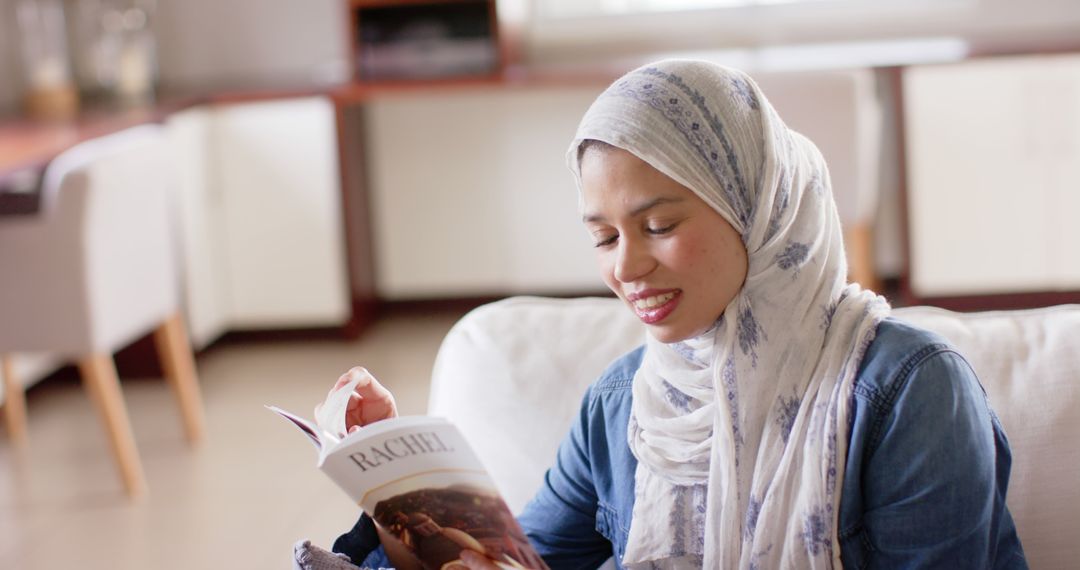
[648,224,676,235]
[594,235,617,248]
[594,223,675,247]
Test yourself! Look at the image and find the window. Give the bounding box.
[538,0,882,19]
[517,0,976,68]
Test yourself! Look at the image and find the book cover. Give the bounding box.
[269,377,547,570]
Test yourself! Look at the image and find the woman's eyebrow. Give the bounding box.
[583,196,684,223]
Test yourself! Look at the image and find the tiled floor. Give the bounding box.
[0,309,466,569]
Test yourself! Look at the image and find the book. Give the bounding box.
[268,377,548,570]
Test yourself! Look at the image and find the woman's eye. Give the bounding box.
[593,234,617,248]
[647,223,676,235]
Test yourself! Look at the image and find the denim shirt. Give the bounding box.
[336,318,1027,569]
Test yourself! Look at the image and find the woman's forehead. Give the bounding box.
[580,148,710,218]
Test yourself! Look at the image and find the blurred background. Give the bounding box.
[1,0,1079,568]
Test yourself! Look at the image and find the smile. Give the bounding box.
[627,290,681,325]
[633,292,676,310]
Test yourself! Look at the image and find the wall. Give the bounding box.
[153,1,348,88]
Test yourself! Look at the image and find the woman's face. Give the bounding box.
[581,146,749,343]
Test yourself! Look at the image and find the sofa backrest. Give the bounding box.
[428,297,1080,568]
[428,297,645,513]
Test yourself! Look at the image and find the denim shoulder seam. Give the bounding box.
[855,342,957,456]
[594,377,634,394]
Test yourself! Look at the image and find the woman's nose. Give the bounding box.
[613,238,655,283]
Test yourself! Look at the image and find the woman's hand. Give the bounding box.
[326,367,398,433]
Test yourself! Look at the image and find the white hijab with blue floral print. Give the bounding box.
[568,60,890,569]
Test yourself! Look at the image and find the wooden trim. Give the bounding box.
[381,291,615,315]
[381,296,506,316]
[334,100,380,338]
[904,291,1080,313]
[213,327,357,345]
[328,70,615,104]
[891,65,920,308]
[345,0,359,83]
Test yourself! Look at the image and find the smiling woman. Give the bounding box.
[328,60,1026,569]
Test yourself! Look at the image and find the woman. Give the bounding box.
[325,60,1026,569]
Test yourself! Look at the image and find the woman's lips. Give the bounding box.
[628,290,681,325]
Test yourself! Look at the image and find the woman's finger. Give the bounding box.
[351,368,393,403]
[335,366,398,429]
[459,549,500,570]
[333,366,369,393]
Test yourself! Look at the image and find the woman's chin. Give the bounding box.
[647,324,692,344]
[647,319,721,344]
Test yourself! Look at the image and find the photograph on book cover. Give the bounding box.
[368,471,545,570]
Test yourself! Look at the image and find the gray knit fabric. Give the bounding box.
[293,540,366,570]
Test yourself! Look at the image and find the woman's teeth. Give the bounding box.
[634,292,676,310]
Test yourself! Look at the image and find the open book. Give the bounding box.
[268,377,548,570]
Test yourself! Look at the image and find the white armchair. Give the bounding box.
[0,124,206,498]
[428,296,1080,569]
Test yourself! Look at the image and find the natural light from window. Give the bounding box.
[539,0,871,19]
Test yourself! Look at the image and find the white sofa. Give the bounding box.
[427,296,1080,569]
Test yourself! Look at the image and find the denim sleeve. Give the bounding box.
[862,349,1024,569]
[516,385,615,569]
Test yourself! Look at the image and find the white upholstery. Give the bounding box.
[0,124,201,498]
[428,297,645,513]
[428,296,1080,569]
[0,125,178,401]
[0,125,178,357]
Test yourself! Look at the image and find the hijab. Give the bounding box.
[567,60,890,568]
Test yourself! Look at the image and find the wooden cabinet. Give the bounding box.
[214,97,350,329]
[165,107,228,349]
[166,96,351,342]
[364,87,606,299]
[901,54,1080,308]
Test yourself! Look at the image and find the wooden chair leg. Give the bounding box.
[153,312,206,444]
[77,354,147,499]
[1,354,28,446]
